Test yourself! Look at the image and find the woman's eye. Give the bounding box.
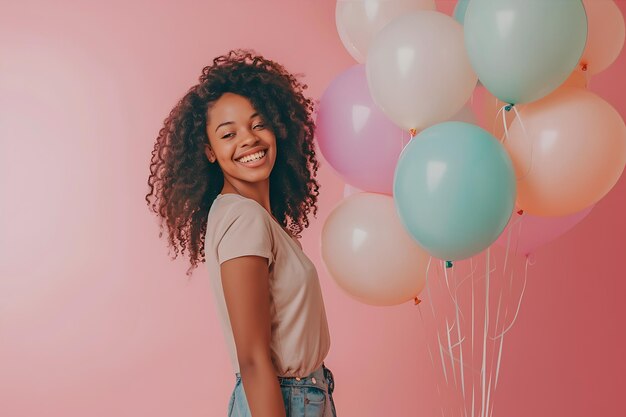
[221,124,264,138]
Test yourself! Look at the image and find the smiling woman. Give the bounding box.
[145,49,337,417]
[145,49,321,277]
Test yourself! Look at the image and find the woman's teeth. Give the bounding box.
[236,149,266,163]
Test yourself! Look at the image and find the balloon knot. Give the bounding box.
[504,104,514,112]
[445,260,453,268]
[414,297,422,305]
[581,62,588,72]
[517,209,524,215]
[409,128,417,137]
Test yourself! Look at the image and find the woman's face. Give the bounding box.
[204,92,277,191]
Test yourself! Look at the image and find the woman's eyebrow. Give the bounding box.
[214,112,259,132]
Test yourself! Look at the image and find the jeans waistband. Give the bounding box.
[235,362,335,396]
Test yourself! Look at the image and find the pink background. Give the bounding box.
[1,1,625,416]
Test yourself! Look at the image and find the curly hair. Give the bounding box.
[145,49,321,277]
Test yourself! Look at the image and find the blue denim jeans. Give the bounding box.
[227,362,337,417]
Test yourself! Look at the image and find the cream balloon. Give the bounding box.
[366,11,478,130]
[449,103,477,125]
[321,192,430,306]
[335,0,436,63]
[580,0,625,75]
[504,87,626,216]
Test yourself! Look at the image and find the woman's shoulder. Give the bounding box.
[209,194,271,229]
[212,193,267,214]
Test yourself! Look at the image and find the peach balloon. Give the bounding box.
[504,87,626,216]
[580,0,626,75]
[320,192,430,306]
[562,68,589,89]
[474,70,587,141]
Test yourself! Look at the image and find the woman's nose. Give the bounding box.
[241,128,260,144]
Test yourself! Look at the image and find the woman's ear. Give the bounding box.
[204,144,216,163]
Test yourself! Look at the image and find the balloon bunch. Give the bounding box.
[320,1,625,415]
[319,0,626,301]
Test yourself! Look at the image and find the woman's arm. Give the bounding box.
[221,255,286,417]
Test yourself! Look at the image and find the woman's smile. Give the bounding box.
[235,148,268,167]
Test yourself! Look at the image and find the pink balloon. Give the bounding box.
[320,192,430,306]
[580,0,626,75]
[315,64,410,194]
[495,205,594,256]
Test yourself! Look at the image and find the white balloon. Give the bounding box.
[335,0,436,63]
[366,11,478,130]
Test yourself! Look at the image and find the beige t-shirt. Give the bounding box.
[205,193,331,378]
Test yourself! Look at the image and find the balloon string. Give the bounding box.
[503,211,524,272]
[425,257,437,317]
[470,258,476,417]
[471,384,476,417]
[511,105,534,182]
[417,301,446,417]
[442,261,459,389]
[444,259,466,321]
[437,331,450,386]
[445,316,459,389]
[490,254,531,340]
[456,296,468,408]
[509,216,524,295]
[452,265,468,407]
[485,272,504,417]
[490,333,504,417]
[470,257,476,361]
[492,255,535,412]
[447,263,468,405]
[480,248,491,417]
[453,259,480,298]
[494,104,506,141]
[493,104,509,144]
[428,260,450,388]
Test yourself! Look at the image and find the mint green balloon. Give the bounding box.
[393,122,516,261]
[453,0,470,24]
[464,0,587,104]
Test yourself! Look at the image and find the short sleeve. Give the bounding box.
[217,200,274,267]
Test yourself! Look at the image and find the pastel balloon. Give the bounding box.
[472,69,587,141]
[504,87,626,216]
[495,205,594,256]
[464,0,588,104]
[343,183,363,198]
[315,64,410,194]
[321,192,430,306]
[448,103,477,125]
[580,0,625,75]
[394,121,516,261]
[335,0,436,63]
[453,0,470,24]
[562,68,589,89]
[366,11,477,130]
